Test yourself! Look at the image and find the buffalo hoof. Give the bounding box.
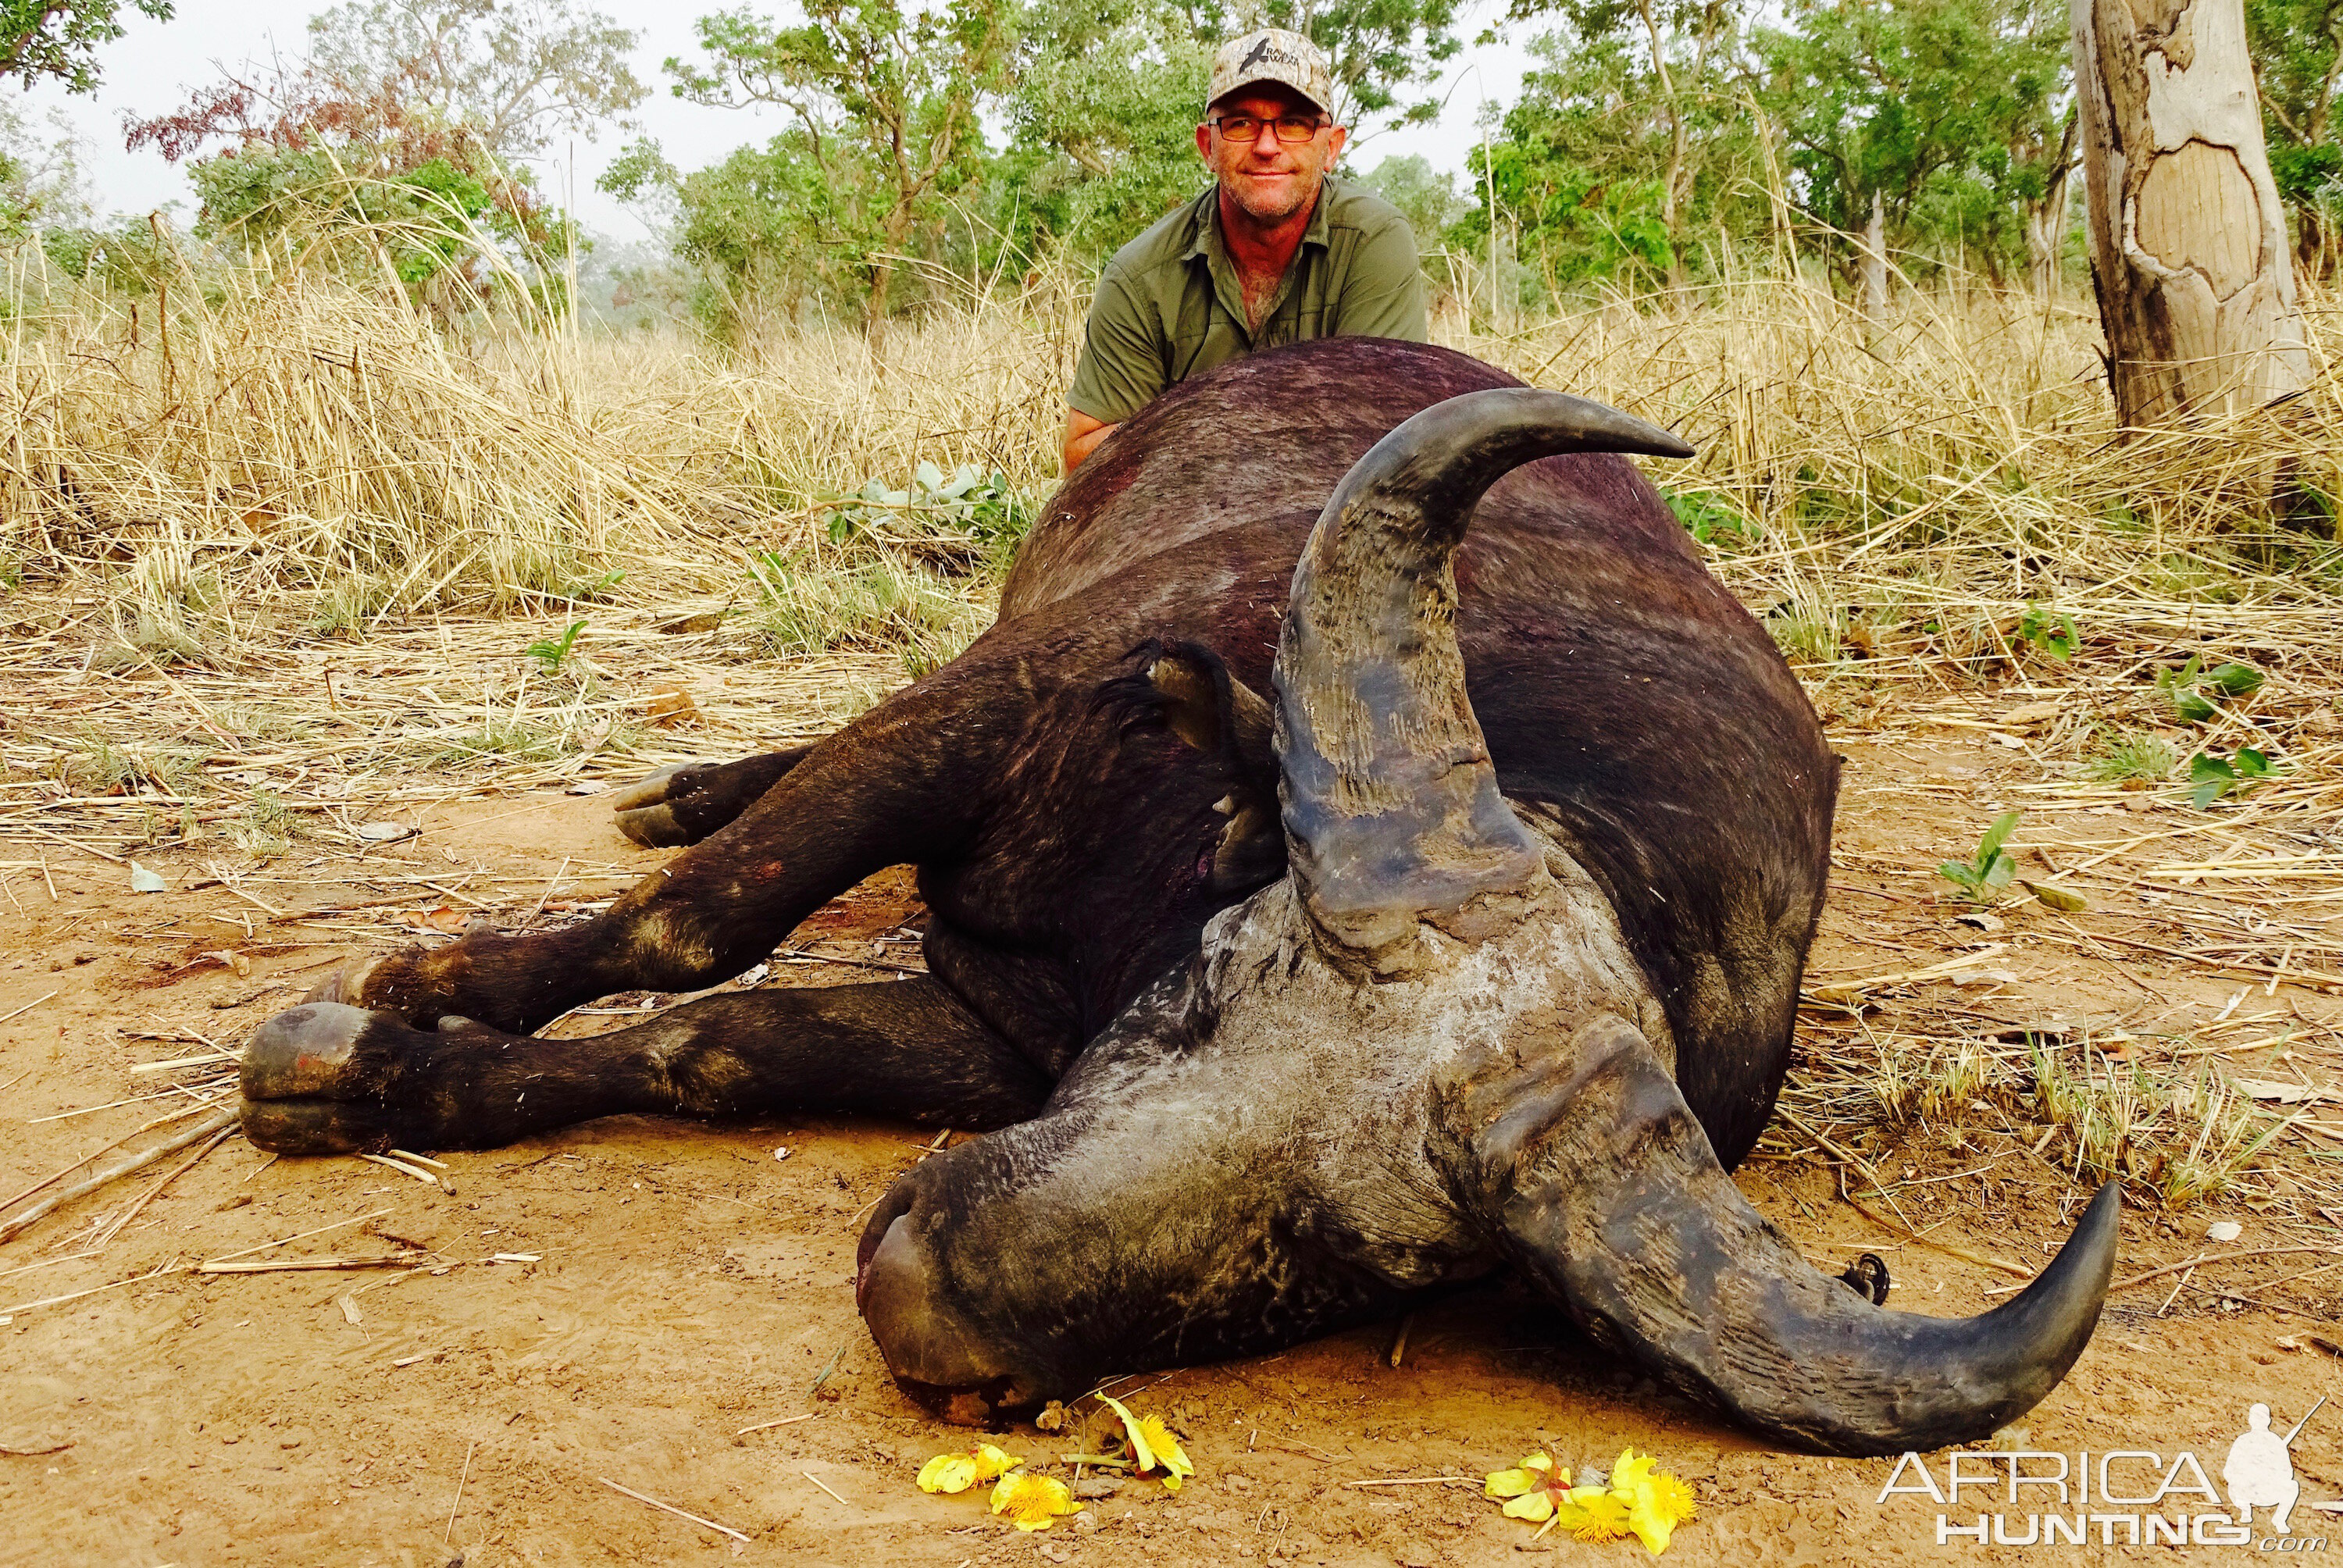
[610,765,696,847]
[301,954,381,1009]
[240,1001,476,1154]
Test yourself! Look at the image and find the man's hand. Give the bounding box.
[1063,408,1117,473]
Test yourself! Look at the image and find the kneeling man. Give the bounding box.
[1061,27,1429,472]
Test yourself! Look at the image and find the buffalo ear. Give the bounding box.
[1141,640,1275,789]
[1141,643,1282,893]
[1092,638,1275,792]
[1093,640,1282,893]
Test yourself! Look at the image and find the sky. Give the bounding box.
[17,1,1537,244]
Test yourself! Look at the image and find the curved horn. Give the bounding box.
[1468,1017,2118,1454]
[1272,389,1693,950]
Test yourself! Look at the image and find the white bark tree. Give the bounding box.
[2071,0,2311,426]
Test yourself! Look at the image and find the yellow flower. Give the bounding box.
[1566,1490,1633,1543]
[1485,1450,1560,1500]
[990,1471,1082,1531]
[972,1444,1023,1482]
[1624,1466,1698,1555]
[1486,1452,1578,1526]
[1100,1394,1196,1491]
[917,1452,977,1495]
[1134,1414,1194,1491]
[1485,1442,1696,1551]
[916,1443,1022,1495]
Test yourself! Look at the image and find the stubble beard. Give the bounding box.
[1223,165,1319,227]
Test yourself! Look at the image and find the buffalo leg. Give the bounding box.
[611,745,816,848]
[311,675,1004,1032]
[241,976,1049,1154]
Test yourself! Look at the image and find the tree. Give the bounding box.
[124,47,578,304]
[2075,0,2311,426]
[1482,0,1765,290]
[0,0,170,94]
[1250,0,1466,135]
[1753,0,2069,287]
[1000,0,1212,263]
[0,98,91,240]
[2245,0,2343,273]
[600,130,868,328]
[668,0,1013,329]
[1355,151,1464,254]
[303,0,647,161]
[125,2,640,287]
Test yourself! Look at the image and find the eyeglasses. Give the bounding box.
[1208,114,1328,144]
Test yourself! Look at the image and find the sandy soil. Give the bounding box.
[3,679,2341,1566]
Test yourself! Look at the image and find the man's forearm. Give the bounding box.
[1063,409,1118,473]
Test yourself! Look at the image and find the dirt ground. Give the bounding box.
[3,614,2342,1567]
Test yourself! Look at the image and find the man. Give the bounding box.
[1061,27,1429,472]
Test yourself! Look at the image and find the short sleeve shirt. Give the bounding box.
[1066,174,1428,424]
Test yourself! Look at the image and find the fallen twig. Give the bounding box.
[128,1050,239,1075]
[0,1106,240,1244]
[736,1413,818,1435]
[93,1123,236,1247]
[1343,1476,1478,1488]
[0,1260,189,1317]
[203,1206,393,1265]
[198,1254,424,1274]
[0,1097,227,1212]
[360,1151,439,1185]
[597,1477,751,1542]
[445,1440,476,1544]
[0,990,59,1028]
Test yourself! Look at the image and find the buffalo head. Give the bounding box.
[856,387,2117,1455]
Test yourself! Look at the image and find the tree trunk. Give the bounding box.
[2296,202,2334,280]
[2025,110,2081,299]
[1858,189,1889,337]
[2071,0,2310,426]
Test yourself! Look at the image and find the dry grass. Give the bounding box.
[8,255,2342,661]
[0,251,1075,647]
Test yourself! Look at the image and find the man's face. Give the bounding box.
[1196,86,1346,226]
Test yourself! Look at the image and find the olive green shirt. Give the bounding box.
[1066,174,1428,424]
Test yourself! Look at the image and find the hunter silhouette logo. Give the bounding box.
[2227,1399,2320,1535]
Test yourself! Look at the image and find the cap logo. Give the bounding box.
[1208,27,1332,116]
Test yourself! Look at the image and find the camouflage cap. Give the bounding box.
[1207,27,1333,116]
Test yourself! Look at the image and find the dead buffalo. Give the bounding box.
[241,337,2115,1456]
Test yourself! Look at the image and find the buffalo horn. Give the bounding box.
[1471,1016,2119,1453]
[1272,389,1693,950]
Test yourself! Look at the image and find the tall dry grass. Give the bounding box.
[4,247,2343,672]
[0,253,1076,663]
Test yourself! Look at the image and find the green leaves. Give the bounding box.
[818,462,1035,569]
[2157,654,2263,723]
[0,0,173,94]
[1666,490,1761,547]
[2016,602,2077,660]
[1938,809,2020,901]
[526,619,587,671]
[2188,748,2273,809]
[1749,0,2069,275]
[663,0,1011,326]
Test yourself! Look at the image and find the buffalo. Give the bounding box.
[240,337,2116,1456]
